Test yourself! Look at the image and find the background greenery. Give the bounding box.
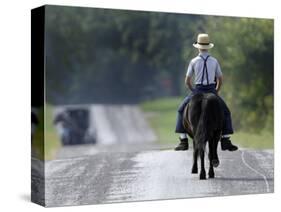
[141,98,273,149]
[37,5,273,159]
[32,105,61,160]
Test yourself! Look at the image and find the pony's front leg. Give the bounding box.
[191,145,198,174]
[199,150,206,180]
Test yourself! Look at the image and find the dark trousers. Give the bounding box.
[175,84,234,135]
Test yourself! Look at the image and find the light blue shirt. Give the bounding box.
[186,52,222,85]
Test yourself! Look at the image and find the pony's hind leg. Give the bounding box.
[208,152,215,178]
[209,137,219,168]
[191,145,198,174]
[208,141,215,178]
[212,133,220,168]
[199,149,206,180]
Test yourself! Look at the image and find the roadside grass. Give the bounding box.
[45,104,61,160]
[140,97,274,149]
[32,107,44,160]
[232,130,273,149]
[141,97,182,145]
[32,104,61,160]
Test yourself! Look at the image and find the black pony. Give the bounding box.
[183,92,223,180]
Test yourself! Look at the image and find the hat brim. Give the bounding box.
[193,43,214,49]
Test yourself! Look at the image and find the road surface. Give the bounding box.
[32,147,274,207]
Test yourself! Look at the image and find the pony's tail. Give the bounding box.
[194,99,208,152]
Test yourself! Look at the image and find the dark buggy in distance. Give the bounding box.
[54,107,96,145]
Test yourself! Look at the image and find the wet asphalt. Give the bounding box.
[32,146,274,207]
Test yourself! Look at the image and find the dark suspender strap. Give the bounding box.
[205,56,209,85]
[200,57,205,84]
[199,55,210,85]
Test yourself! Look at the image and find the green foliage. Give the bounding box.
[203,17,273,132]
[45,5,273,133]
[45,104,61,160]
[32,104,61,160]
[32,108,45,160]
[45,6,204,103]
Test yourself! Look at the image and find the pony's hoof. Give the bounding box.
[191,166,198,174]
[212,159,220,168]
[199,173,206,180]
[208,172,215,178]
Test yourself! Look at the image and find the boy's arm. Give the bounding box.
[185,60,194,92]
[216,76,223,93]
[215,60,223,93]
[185,76,194,92]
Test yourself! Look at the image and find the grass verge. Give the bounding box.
[140,97,273,149]
[32,104,61,160]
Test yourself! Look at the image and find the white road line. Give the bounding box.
[241,151,270,192]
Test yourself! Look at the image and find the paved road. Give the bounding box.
[54,105,157,145]
[32,147,274,207]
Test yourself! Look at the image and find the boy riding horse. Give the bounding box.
[175,33,238,152]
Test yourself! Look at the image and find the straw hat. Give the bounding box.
[193,33,214,49]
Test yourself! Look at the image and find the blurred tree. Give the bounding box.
[45,6,202,103]
[204,17,273,131]
[44,5,273,132]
